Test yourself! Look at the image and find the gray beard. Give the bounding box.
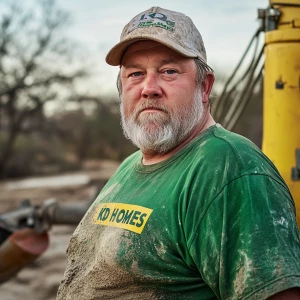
[120,90,204,154]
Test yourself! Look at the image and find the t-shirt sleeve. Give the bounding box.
[187,174,300,300]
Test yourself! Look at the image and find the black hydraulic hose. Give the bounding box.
[223,44,264,128]
[217,31,261,121]
[227,64,264,131]
[224,34,260,101]
[214,27,262,120]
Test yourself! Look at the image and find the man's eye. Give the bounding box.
[130,72,142,77]
[165,69,177,75]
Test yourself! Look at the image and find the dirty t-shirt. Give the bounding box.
[57,124,300,300]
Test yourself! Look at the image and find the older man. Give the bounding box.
[57,7,300,300]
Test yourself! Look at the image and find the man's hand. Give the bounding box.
[268,288,300,299]
[0,228,49,284]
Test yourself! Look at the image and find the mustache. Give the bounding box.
[133,100,169,117]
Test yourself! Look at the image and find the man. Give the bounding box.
[57,7,300,299]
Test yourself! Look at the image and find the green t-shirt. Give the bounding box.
[57,125,300,300]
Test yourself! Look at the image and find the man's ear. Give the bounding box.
[201,72,215,103]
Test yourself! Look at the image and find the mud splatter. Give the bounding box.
[273,217,288,228]
[233,250,253,297]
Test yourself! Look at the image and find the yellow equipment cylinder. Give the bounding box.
[262,0,300,225]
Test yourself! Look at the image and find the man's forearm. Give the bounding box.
[268,287,300,299]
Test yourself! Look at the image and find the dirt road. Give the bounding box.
[0,160,119,300]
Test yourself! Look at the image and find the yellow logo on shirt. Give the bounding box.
[93,203,153,234]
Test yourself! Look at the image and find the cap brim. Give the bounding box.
[105,35,199,66]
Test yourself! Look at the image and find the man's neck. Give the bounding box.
[142,113,216,165]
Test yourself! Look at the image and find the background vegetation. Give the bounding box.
[0,0,262,179]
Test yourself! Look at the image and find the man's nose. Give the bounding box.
[141,73,162,98]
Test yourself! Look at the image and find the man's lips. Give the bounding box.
[141,108,163,113]
[139,107,166,114]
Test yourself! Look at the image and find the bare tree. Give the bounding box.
[0,0,86,177]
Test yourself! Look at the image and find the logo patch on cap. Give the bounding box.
[128,12,175,33]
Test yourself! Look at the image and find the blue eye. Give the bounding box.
[165,69,176,74]
[131,72,142,77]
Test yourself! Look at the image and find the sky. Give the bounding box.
[4,0,268,97]
[53,0,267,96]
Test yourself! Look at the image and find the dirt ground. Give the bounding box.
[0,160,119,300]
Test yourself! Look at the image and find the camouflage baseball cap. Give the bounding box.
[106,7,208,66]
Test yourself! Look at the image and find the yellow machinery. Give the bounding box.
[262,0,300,225]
